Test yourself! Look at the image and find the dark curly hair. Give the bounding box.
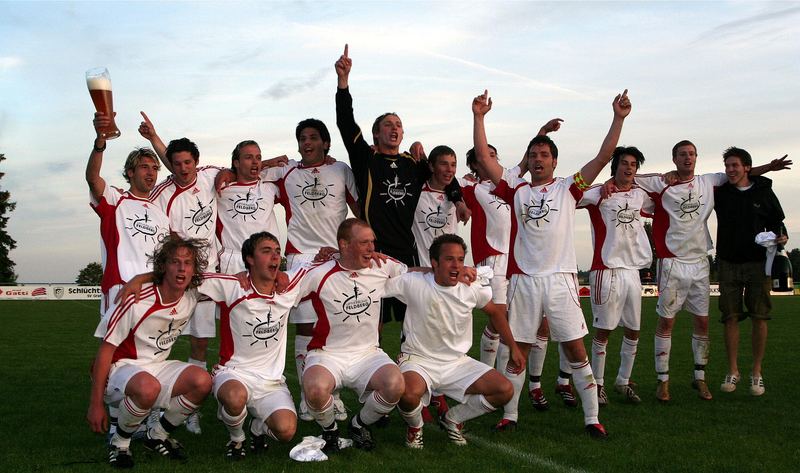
[150,234,208,289]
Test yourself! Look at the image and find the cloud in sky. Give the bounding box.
[261,67,330,100]
[0,56,22,70]
[692,5,800,45]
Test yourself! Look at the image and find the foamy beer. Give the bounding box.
[86,67,121,139]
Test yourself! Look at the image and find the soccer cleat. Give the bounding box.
[720,374,739,393]
[250,434,269,455]
[750,375,765,396]
[438,414,467,446]
[321,428,340,454]
[143,435,187,460]
[225,440,246,461]
[555,384,578,407]
[431,394,450,420]
[528,387,550,411]
[405,426,424,449]
[597,385,609,407]
[333,398,348,422]
[614,383,642,404]
[184,411,202,435]
[585,423,608,439]
[298,400,314,422]
[692,379,713,400]
[656,380,671,403]
[108,445,134,469]
[491,418,517,432]
[349,419,376,451]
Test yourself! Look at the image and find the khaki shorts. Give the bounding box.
[718,259,772,322]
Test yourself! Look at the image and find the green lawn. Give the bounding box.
[1,297,798,472]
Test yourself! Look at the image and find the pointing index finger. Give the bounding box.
[140,111,151,124]
[344,44,349,58]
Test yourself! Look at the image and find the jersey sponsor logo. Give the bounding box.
[349,272,358,278]
[418,205,448,232]
[31,287,47,297]
[244,307,282,347]
[488,194,509,210]
[149,319,187,354]
[295,177,334,207]
[227,190,264,221]
[522,197,558,227]
[125,208,162,243]
[380,174,413,205]
[613,202,640,230]
[674,190,703,219]
[333,281,376,322]
[186,197,215,233]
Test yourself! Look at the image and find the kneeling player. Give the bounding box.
[301,219,407,452]
[389,234,525,447]
[87,236,212,468]
[200,232,309,459]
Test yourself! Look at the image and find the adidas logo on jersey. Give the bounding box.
[436,194,444,201]
[390,162,398,169]
[687,183,694,189]
[311,168,320,174]
[541,187,548,193]
[169,308,178,315]
[349,272,359,278]
[192,187,200,194]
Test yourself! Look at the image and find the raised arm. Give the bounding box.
[578,90,631,186]
[472,90,503,185]
[86,113,110,201]
[751,154,792,176]
[334,44,372,171]
[138,111,171,172]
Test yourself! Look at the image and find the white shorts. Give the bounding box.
[286,254,317,324]
[219,249,246,275]
[104,360,191,409]
[397,353,491,406]
[477,255,509,305]
[212,366,296,421]
[184,300,218,338]
[304,348,395,403]
[507,273,588,343]
[589,268,642,331]
[656,258,710,319]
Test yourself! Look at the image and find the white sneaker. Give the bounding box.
[750,375,765,396]
[185,412,202,435]
[333,398,348,421]
[720,373,739,393]
[298,400,313,422]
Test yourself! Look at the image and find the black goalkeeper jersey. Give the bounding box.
[336,87,461,258]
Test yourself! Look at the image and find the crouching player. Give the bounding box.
[389,234,525,447]
[87,236,212,468]
[200,232,309,459]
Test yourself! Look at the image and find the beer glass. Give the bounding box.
[86,67,121,139]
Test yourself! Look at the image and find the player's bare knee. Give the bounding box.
[271,419,297,442]
[188,368,213,395]
[219,387,247,414]
[127,376,161,408]
[493,377,514,406]
[304,383,332,408]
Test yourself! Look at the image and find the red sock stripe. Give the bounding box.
[373,391,397,409]
[123,398,148,417]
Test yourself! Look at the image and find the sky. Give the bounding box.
[1,1,799,283]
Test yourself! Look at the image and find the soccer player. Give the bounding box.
[473,88,632,437]
[87,236,212,468]
[272,118,359,422]
[216,141,280,275]
[629,141,789,402]
[200,232,310,459]
[714,147,788,396]
[300,218,407,452]
[334,44,468,325]
[86,112,169,324]
[578,146,654,405]
[389,234,525,447]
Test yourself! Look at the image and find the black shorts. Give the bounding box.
[718,260,772,322]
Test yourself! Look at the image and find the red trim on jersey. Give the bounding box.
[463,183,502,265]
[568,181,584,203]
[109,287,167,363]
[276,169,298,254]
[492,179,525,278]
[648,189,676,259]
[586,201,609,271]
[307,264,346,351]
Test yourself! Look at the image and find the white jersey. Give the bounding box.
[91,185,170,294]
[273,161,358,255]
[578,185,654,271]
[462,175,512,266]
[99,283,199,366]
[493,169,583,277]
[216,179,280,256]
[150,166,223,268]
[198,269,308,380]
[636,173,727,262]
[385,270,492,363]
[301,258,407,353]
[412,182,457,267]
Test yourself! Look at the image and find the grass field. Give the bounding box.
[1,297,798,473]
